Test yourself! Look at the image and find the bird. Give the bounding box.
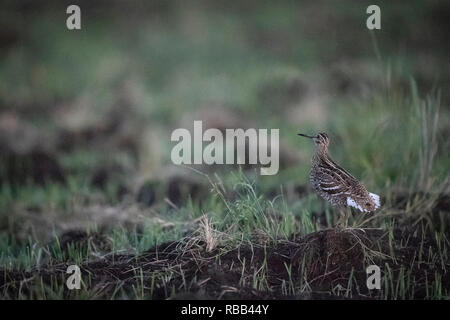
[298,132,380,226]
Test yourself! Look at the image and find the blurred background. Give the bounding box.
[0,0,449,245]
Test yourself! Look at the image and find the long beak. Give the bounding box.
[297,133,315,139]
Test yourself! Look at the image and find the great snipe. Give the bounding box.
[298,132,380,225]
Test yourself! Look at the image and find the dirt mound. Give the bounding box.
[0,112,65,186]
[3,227,447,299]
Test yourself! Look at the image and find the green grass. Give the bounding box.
[0,1,449,300]
[1,70,448,298]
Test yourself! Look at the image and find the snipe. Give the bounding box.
[298,132,380,225]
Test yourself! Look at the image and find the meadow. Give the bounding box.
[0,0,449,299]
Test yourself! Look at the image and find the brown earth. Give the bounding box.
[2,227,448,299]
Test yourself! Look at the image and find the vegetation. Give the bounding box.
[0,1,449,299]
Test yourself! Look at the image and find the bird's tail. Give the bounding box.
[346,192,381,212]
[369,192,380,210]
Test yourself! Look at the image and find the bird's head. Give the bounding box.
[298,132,330,150]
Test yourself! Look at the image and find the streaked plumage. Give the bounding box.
[298,132,380,213]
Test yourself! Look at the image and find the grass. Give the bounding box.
[1,147,449,299]
[1,83,448,298]
[0,1,449,299]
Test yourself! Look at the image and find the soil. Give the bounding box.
[2,227,448,299]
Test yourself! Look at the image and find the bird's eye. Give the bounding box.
[365,202,371,207]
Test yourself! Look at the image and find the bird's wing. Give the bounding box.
[327,158,359,184]
[315,158,381,212]
[314,168,352,197]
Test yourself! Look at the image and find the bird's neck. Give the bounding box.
[313,147,329,162]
